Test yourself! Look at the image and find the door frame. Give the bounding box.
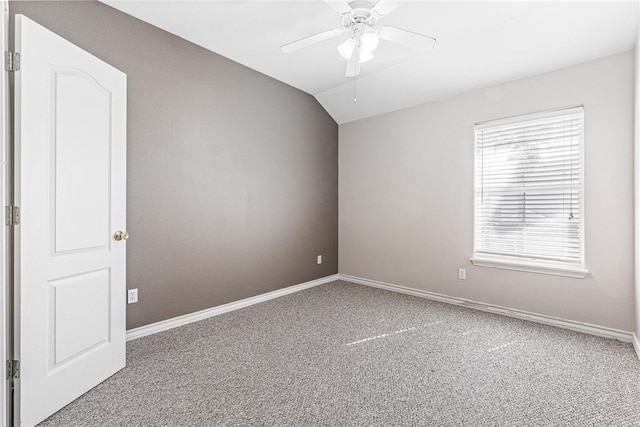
[1,0,8,426]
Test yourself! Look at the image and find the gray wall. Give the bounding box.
[10,1,338,329]
[340,52,635,332]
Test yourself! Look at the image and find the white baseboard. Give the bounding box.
[338,274,633,343]
[126,274,340,341]
[127,272,633,345]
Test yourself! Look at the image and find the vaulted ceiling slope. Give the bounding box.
[103,1,638,124]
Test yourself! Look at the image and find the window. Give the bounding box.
[471,107,587,278]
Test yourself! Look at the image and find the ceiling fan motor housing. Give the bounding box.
[342,0,379,28]
[348,0,376,12]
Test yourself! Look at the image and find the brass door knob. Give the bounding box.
[114,231,129,241]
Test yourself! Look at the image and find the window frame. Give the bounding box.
[470,106,588,278]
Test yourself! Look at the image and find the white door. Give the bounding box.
[14,15,127,427]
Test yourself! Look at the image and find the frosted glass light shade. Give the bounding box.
[360,32,379,53]
[359,48,374,63]
[337,38,357,59]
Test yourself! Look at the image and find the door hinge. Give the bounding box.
[5,51,20,72]
[6,206,19,226]
[6,360,19,380]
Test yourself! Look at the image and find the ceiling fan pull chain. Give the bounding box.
[353,73,357,103]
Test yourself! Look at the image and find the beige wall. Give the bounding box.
[10,1,338,329]
[340,52,635,331]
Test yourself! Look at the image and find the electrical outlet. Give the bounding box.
[458,268,466,280]
[317,255,322,265]
[127,288,138,304]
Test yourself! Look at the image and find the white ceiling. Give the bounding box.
[103,1,639,124]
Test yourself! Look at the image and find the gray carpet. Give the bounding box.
[40,280,640,426]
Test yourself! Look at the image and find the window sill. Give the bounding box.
[469,256,589,279]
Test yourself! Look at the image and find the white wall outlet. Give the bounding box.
[127,288,138,304]
[458,268,466,280]
[317,255,322,265]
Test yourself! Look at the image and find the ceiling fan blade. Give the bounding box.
[345,48,361,77]
[280,28,345,53]
[372,0,400,17]
[323,0,352,14]
[379,26,436,52]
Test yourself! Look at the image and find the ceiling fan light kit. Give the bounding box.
[280,0,436,78]
[338,37,376,62]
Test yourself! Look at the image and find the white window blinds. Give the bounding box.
[474,107,584,267]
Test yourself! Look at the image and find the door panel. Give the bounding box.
[14,15,127,427]
[49,268,111,368]
[53,69,111,254]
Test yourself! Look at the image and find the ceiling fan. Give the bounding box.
[280,0,436,78]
